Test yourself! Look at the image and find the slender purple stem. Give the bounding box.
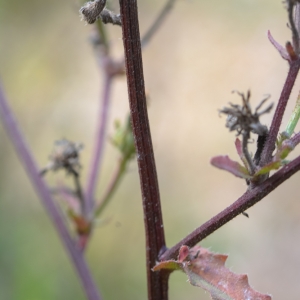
[291,131,300,145]
[260,58,300,167]
[160,153,300,261]
[85,74,112,216]
[141,0,176,48]
[0,83,101,300]
[119,0,167,299]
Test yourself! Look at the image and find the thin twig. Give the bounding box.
[294,3,300,39]
[119,0,167,299]
[291,130,300,144]
[95,19,110,54]
[72,170,85,214]
[141,0,177,48]
[95,157,127,217]
[288,1,300,53]
[85,74,112,217]
[242,132,256,175]
[259,58,300,167]
[0,83,101,300]
[160,153,300,261]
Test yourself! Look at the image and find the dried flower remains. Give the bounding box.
[220,91,273,137]
[40,139,83,176]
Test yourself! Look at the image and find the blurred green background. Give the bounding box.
[1,0,300,299]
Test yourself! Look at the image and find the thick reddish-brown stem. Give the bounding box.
[160,154,300,261]
[119,0,167,299]
[259,59,300,166]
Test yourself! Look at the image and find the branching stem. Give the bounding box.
[160,153,300,261]
[0,83,101,300]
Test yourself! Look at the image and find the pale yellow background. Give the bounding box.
[0,0,300,299]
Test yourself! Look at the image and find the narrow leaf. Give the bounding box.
[211,155,251,179]
[154,245,272,300]
[235,138,249,169]
[152,260,181,271]
[267,30,290,61]
[254,161,282,176]
[235,138,243,158]
[285,91,300,137]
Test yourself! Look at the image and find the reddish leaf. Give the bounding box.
[234,138,249,169]
[268,30,290,61]
[154,245,272,300]
[178,245,190,262]
[211,155,251,179]
[235,138,243,158]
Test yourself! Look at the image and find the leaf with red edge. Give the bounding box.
[154,245,272,300]
[267,30,290,61]
[211,155,251,179]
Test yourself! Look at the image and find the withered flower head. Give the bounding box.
[80,0,106,24]
[220,91,273,136]
[41,139,84,176]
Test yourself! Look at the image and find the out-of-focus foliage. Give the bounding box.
[1,0,300,299]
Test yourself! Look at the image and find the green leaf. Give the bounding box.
[254,161,282,176]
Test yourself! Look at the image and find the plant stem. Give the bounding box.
[85,74,112,217]
[96,19,110,54]
[242,132,255,175]
[285,90,300,137]
[72,171,85,215]
[160,153,300,261]
[141,0,176,48]
[259,58,300,167]
[119,0,167,299]
[0,83,101,300]
[288,1,300,53]
[94,156,127,217]
[291,130,300,144]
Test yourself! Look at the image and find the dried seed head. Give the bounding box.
[220,91,273,137]
[41,139,84,175]
[80,0,106,24]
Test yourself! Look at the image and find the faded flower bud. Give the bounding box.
[220,91,273,137]
[80,0,106,24]
[41,139,83,176]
